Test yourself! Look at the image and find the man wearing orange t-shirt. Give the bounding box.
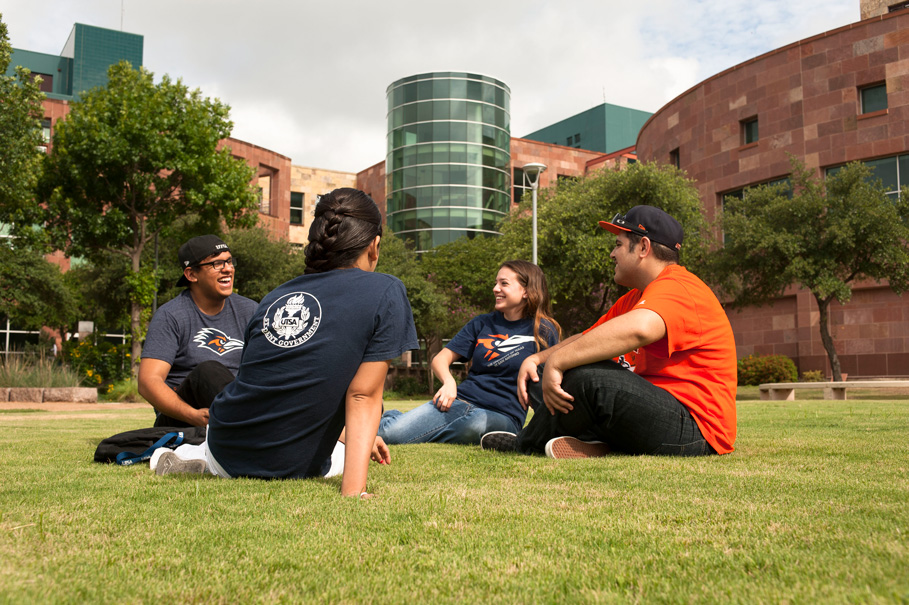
[480,205,737,458]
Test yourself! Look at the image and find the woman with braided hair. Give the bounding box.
[156,188,418,498]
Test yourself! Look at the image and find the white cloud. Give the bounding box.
[2,0,859,172]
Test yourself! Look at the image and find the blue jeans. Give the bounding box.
[378,399,521,445]
[516,361,716,456]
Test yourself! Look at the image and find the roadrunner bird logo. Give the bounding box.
[193,328,244,356]
[476,334,535,361]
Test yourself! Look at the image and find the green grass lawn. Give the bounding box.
[1,395,907,603]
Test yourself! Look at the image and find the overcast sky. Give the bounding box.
[4,0,859,173]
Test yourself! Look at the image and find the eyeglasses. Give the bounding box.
[195,257,236,271]
[610,213,648,237]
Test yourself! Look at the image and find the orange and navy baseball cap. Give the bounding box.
[599,205,683,251]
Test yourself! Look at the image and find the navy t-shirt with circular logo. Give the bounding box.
[207,269,418,479]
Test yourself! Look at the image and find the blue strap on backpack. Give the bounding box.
[115,431,185,466]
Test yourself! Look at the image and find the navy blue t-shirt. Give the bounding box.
[207,269,418,479]
[447,311,558,426]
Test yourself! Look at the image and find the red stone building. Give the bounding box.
[636,4,909,377]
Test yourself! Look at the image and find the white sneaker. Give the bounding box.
[155,451,208,476]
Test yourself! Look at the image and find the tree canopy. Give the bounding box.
[500,162,710,333]
[0,14,46,247]
[712,157,909,380]
[36,61,259,370]
[223,226,308,302]
[0,245,75,335]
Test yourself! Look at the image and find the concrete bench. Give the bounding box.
[759,380,909,401]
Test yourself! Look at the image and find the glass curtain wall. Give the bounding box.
[386,72,511,252]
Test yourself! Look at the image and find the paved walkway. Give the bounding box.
[0,401,149,412]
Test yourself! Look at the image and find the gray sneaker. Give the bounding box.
[544,437,610,459]
[155,451,207,476]
[480,431,517,452]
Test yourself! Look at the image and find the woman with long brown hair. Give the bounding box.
[378,260,560,445]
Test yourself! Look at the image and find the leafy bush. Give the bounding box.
[389,376,431,398]
[737,354,798,386]
[60,339,131,389]
[101,378,144,402]
[384,375,448,400]
[801,370,824,383]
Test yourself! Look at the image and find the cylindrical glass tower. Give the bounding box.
[385,72,511,252]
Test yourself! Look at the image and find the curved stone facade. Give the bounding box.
[636,10,909,377]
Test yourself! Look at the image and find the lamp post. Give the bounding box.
[522,162,547,265]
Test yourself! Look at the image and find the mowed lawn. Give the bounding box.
[0,390,907,603]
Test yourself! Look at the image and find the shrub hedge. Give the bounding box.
[737,354,798,386]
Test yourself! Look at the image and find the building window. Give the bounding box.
[257,174,272,215]
[39,119,51,152]
[827,154,907,202]
[30,72,53,93]
[720,177,791,244]
[889,1,909,12]
[741,117,759,145]
[669,148,680,169]
[513,167,529,202]
[290,192,304,225]
[860,83,887,114]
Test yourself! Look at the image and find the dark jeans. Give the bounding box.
[153,360,235,428]
[516,361,716,456]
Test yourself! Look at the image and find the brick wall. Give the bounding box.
[288,166,358,246]
[637,9,909,377]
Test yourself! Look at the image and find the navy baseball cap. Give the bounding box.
[599,205,683,251]
[176,235,230,287]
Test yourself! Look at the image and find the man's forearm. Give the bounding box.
[547,309,666,374]
[138,379,197,424]
[529,333,583,365]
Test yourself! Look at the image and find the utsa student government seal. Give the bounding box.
[262,292,322,348]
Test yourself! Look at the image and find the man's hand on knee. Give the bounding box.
[541,364,574,415]
[188,407,210,427]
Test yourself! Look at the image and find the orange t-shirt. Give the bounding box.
[584,264,738,454]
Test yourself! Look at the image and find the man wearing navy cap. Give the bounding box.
[482,205,738,458]
[138,235,257,427]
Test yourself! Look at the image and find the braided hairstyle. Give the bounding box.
[303,188,383,274]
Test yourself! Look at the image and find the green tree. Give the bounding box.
[223,226,307,302]
[713,158,909,381]
[36,62,259,372]
[376,230,448,391]
[0,245,75,337]
[500,162,709,333]
[0,14,46,248]
[422,235,506,325]
[64,253,133,337]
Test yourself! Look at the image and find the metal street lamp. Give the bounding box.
[522,162,547,265]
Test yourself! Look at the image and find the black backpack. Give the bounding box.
[94,426,207,465]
